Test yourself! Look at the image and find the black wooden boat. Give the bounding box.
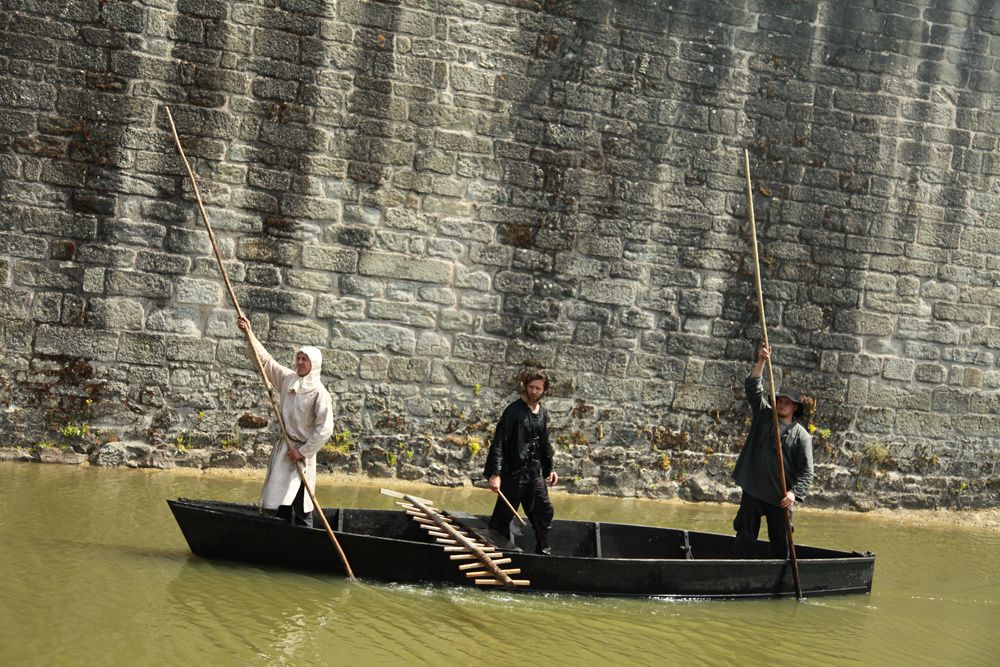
[167,497,875,599]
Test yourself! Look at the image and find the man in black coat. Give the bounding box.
[483,368,558,555]
[732,344,814,559]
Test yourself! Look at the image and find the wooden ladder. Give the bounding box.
[380,488,529,589]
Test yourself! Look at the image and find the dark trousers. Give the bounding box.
[488,476,554,555]
[733,492,791,559]
[277,482,312,528]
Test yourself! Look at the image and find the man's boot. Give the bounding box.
[535,530,551,556]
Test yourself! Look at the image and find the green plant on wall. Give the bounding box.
[808,423,832,439]
[218,433,240,449]
[467,435,481,457]
[807,422,834,456]
[59,422,90,439]
[324,429,354,454]
[858,441,894,477]
[672,459,687,483]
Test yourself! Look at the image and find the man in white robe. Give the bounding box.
[237,316,334,527]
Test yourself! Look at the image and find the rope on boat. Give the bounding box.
[380,488,529,589]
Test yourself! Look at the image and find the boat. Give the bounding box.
[167,494,875,599]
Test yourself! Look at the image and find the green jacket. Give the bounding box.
[732,375,814,504]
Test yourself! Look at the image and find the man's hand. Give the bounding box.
[779,490,795,510]
[488,475,501,492]
[547,471,558,487]
[286,446,305,463]
[236,316,252,334]
[751,343,771,378]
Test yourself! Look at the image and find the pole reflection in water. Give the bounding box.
[0,462,997,666]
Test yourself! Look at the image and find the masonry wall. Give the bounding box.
[1,0,998,509]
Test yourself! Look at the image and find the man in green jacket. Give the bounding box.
[732,344,814,558]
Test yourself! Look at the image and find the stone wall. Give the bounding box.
[1,0,998,509]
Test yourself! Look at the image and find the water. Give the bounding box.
[0,462,997,666]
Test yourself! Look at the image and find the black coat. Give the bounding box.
[483,398,553,482]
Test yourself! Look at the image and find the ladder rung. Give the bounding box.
[458,558,511,570]
[475,579,530,587]
[465,568,520,578]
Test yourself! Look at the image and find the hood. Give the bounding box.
[289,345,323,395]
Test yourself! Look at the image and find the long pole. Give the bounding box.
[496,489,527,526]
[743,148,802,600]
[165,106,354,579]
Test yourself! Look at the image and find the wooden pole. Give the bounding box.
[496,489,527,526]
[165,106,354,580]
[743,148,803,600]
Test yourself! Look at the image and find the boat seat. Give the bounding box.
[446,510,523,552]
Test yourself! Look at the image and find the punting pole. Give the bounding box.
[496,489,527,526]
[743,148,803,601]
[165,106,354,579]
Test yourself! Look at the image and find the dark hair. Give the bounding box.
[517,368,550,393]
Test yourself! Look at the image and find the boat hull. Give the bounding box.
[167,499,874,599]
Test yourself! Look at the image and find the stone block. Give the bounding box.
[135,250,192,275]
[30,291,62,322]
[415,331,450,358]
[164,227,213,255]
[105,270,173,299]
[87,297,145,331]
[147,308,201,335]
[317,295,365,320]
[334,322,416,354]
[270,319,328,346]
[301,244,358,272]
[165,336,216,363]
[834,310,895,336]
[235,286,313,316]
[882,358,914,381]
[174,278,221,305]
[358,250,452,283]
[0,287,31,318]
[454,334,507,363]
[287,270,334,291]
[388,357,431,383]
[367,300,437,328]
[580,279,638,306]
[236,238,299,266]
[35,324,119,361]
[360,353,390,380]
[117,332,166,364]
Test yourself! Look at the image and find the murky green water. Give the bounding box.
[0,462,997,666]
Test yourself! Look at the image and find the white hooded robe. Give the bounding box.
[251,341,334,513]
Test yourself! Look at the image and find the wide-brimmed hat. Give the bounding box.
[775,387,802,404]
[775,387,804,418]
